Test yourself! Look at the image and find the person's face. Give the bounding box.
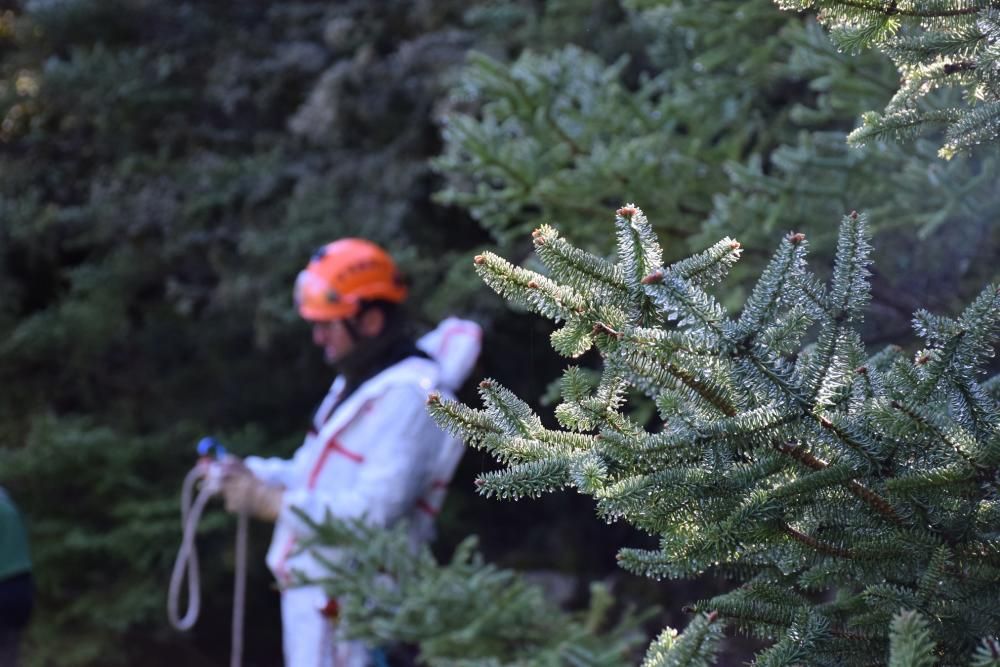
[312,318,356,364]
[310,307,387,365]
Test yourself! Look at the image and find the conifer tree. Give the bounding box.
[777,0,1000,156]
[434,1,800,257]
[0,1,483,664]
[296,514,653,666]
[430,205,1000,665]
[435,0,999,338]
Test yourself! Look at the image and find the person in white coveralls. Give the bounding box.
[220,238,481,667]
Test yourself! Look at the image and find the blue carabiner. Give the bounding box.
[196,436,227,460]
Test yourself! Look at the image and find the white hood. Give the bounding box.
[416,317,482,392]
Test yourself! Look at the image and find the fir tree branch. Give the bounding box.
[888,610,937,667]
[747,355,814,412]
[807,0,987,19]
[890,399,991,483]
[439,209,1000,663]
[780,523,855,559]
[662,357,739,416]
[775,441,903,525]
[688,595,845,641]
[427,392,504,446]
[812,412,886,469]
[641,611,722,667]
[666,238,743,290]
[532,225,627,299]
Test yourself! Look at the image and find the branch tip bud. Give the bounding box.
[527,280,539,289]
[787,232,806,245]
[479,379,493,389]
[855,366,868,375]
[819,416,833,429]
[474,478,485,488]
[641,269,664,285]
[473,254,485,265]
[426,391,440,405]
[616,204,638,218]
[850,210,859,220]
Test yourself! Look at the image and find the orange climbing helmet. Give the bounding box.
[294,239,408,322]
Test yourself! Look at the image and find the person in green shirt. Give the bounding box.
[0,486,33,667]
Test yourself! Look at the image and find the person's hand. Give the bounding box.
[221,471,284,522]
[217,455,251,481]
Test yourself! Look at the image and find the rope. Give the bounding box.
[167,463,248,667]
[231,512,247,667]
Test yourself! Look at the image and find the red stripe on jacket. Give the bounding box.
[307,438,365,489]
[306,400,372,490]
[435,323,482,360]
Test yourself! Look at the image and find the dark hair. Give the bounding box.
[356,299,409,335]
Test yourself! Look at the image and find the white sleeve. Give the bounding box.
[279,383,440,534]
[245,438,313,488]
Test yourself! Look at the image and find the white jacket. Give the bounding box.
[245,318,481,583]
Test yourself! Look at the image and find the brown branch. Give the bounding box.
[943,61,977,75]
[826,0,983,18]
[668,362,738,417]
[775,441,903,525]
[592,321,623,338]
[781,523,855,559]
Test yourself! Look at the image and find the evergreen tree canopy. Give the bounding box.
[776,0,1000,157]
[296,513,654,667]
[0,1,486,663]
[435,0,1000,341]
[431,206,1000,666]
[3,0,999,664]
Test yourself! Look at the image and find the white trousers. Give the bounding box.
[280,585,370,667]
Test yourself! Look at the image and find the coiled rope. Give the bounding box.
[168,464,248,667]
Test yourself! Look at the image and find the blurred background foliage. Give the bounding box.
[0,0,996,665]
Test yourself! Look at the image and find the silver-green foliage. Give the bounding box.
[433,47,682,249]
[294,513,653,667]
[430,206,1000,665]
[776,0,1000,157]
[433,1,795,253]
[434,4,998,333]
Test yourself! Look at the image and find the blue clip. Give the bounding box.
[196,437,227,459]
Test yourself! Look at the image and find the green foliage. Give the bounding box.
[294,513,654,666]
[0,1,484,664]
[775,0,1000,156]
[0,416,212,666]
[433,47,683,249]
[432,206,1000,665]
[4,0,999,663]
[971,638,1000,667]
[641,613,723,667]
[435,0,1000,337]
[434,0,799,255]
[888,610,936,667]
